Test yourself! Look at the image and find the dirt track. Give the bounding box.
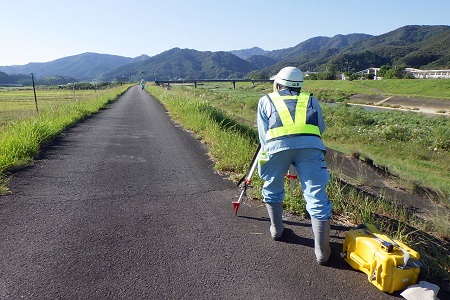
[349,94,450,116]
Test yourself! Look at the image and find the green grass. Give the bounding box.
[351,79,450,99]
[303,78,450,99]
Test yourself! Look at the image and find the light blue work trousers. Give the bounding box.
[258,148,333,220]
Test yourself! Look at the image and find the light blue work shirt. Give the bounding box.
[257,89,327,154]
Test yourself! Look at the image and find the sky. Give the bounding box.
[1,0,449,66]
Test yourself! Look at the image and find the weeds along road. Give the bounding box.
[0,85,399,300]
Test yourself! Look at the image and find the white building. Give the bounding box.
[405,68,450,79]
[355,67,380,77]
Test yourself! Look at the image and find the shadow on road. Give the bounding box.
[239,215,353,271]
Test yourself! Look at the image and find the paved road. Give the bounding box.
[0,86,400,299]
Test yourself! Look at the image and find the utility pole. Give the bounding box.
[31,73,39,112]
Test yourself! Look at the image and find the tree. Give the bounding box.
[317,64,337,80]
[377,65,390,77]
[344,72,357,81]
[377,65,406,79]
[0,71,12,84]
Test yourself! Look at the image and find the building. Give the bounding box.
[355,67,380,78]
[405,68,450,79]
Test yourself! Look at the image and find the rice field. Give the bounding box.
[0,84,131,175]
[0,87,104,128]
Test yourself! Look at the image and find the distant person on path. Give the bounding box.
[256,66,333,265]
[140,79,146,90]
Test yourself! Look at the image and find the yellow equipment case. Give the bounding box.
[341,223,423,293]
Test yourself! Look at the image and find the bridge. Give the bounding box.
[154,79,273,89]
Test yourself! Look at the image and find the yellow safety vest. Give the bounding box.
[265,92,321,141]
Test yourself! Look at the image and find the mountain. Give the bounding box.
[0,25,449,84]
[265,34,373,61]
[330,25,450,69]
[395,26,450,69]
[247,25,450,77]
[0,52,142,81]
[98,48,257,81]
[128,54,151,64]
[246,55,278,70]
[229,47,268,60]
[245,33,373,77]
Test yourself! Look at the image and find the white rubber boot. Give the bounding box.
[265,202,284,240]
[311,218,331,265]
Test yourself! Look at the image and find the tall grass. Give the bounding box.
[322,103,450,203]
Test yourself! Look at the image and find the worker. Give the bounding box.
[256,66,333,265]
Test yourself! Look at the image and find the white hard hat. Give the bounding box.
[273,66,304,91]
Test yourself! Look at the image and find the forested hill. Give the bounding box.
[0,53,149,81]
[97,48,256,82]
[0,25,449,83]
[246,25,450,78]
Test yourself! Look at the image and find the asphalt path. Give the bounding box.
[0,86,401,299]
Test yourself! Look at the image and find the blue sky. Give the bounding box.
[1,0,449,66]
